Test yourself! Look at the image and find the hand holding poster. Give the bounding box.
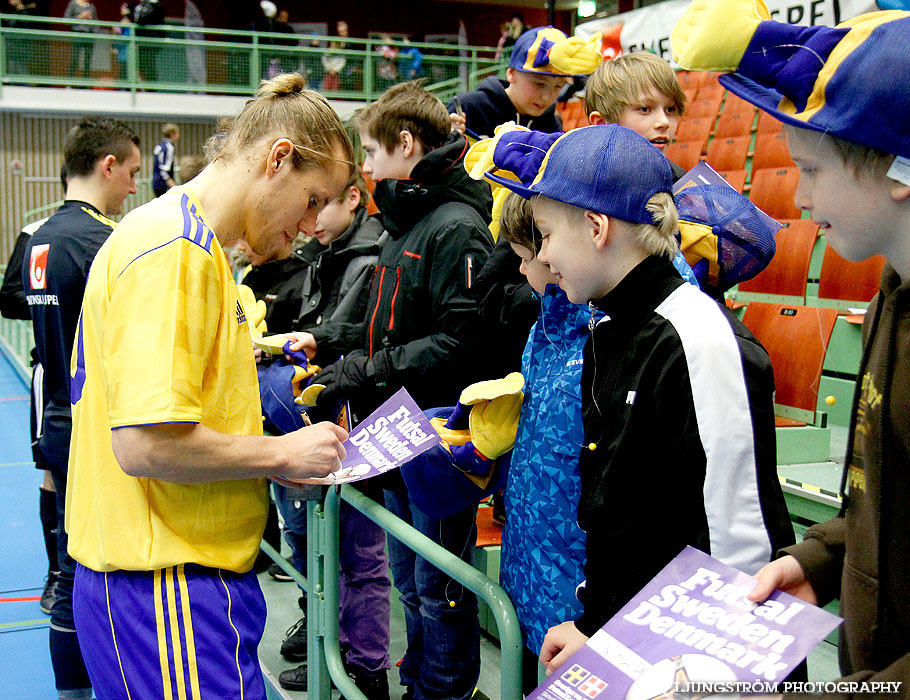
[530,547,841,699]
[300,387,440,485]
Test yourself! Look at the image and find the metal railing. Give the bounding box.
[263,485,523,700]
[0,14,509,104]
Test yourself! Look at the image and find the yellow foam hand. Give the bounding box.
[671,0,771,71]
[460,372,525,459]
[465,122,529,180]
[236,284,268,338]
[429,416,472,450]
[548,33,604,76]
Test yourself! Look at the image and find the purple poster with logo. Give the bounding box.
[305,387,440,485]
[529,546,841,700]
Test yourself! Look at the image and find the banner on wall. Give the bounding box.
[575,0,878,62]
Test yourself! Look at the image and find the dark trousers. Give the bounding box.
[384,489,480,700]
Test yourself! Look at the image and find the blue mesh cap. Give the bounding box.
[676,184,778,294]
[494,125,676,224]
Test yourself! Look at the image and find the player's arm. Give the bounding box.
[111,420,346,484]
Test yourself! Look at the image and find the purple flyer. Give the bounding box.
[529,547,842,699]
[306,388,440,485]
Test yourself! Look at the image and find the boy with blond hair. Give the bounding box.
[584,51,687,176]
[485,124,792,672]
[673,1,910,693]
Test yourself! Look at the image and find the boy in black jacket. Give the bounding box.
[485,125,793,675]
[288,82,492,700]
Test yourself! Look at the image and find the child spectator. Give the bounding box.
[490,191,597,692]
[152,123,179,197]
[287,81,493,700]
[672,1,910,692]
[486,125,793,672]
[584,51,688,178]
[270,170,385,695]
[448,26,601,140]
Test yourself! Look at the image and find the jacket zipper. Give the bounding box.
[388,268,401,331]
[369,267,387,357]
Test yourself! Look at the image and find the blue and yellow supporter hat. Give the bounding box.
[676,185,777,296]
[473,124,675,224]
[671,0,910,158]
[466,124,778,293]
[510,26,603,77]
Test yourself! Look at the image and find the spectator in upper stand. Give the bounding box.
[64,0,98,78]
[584,51,688,179]
[502,13,529,51]
[152,123,179,197]
[448,26,602,140]
[133,0,165,83]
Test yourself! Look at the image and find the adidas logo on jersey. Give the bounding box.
[236,300,247,325]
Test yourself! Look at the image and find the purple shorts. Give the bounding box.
[73,562,266,700]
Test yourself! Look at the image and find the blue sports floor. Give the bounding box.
[0,350,57,698]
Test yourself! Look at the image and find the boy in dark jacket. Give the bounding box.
[447,26,600,140]
[485,125,793,674]
[288,81,493,700]
[674,2,910,696]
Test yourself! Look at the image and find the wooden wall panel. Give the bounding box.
[0,114,216,265]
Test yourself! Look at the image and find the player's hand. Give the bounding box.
[285,331,318,362]
[748,555,818,605]
[274,422,348,482]
[450,112,467,135]
[540,621,589,676]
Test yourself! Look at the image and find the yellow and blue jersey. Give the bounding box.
[66,187,267,573]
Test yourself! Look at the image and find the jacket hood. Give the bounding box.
[373,132,493,237]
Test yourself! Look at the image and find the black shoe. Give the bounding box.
[268,562,293,582]
[278,663,308,691]
[278,663,338,692]
[40,570,59,615]
[344,666,389,700]
[280,616,307,661]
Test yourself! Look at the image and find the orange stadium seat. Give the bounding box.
[675,116,714,153]
[705,135,751,171]
[752,132,795,171]
[676,70,702,89]
[749,167,801,219]
[741,302,838,426]
[695,81,725,103]
[756,111,785,135]
[717,169,747,193]
[664,140,705,172]
[686,95,723,120]
[736,219,819,299]
[818,246,886,306]
[714,110,755,138]
[475,506,502,548]
[721,92,757,118]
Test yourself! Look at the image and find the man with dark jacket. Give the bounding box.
[24,116,140,700]
[288,81,492,700]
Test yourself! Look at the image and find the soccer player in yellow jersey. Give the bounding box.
[66,74,353,700]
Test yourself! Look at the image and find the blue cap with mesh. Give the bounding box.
[676,184,778,295]
[493,124,675,225]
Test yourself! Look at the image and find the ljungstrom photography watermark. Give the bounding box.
[673,680,903,696]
